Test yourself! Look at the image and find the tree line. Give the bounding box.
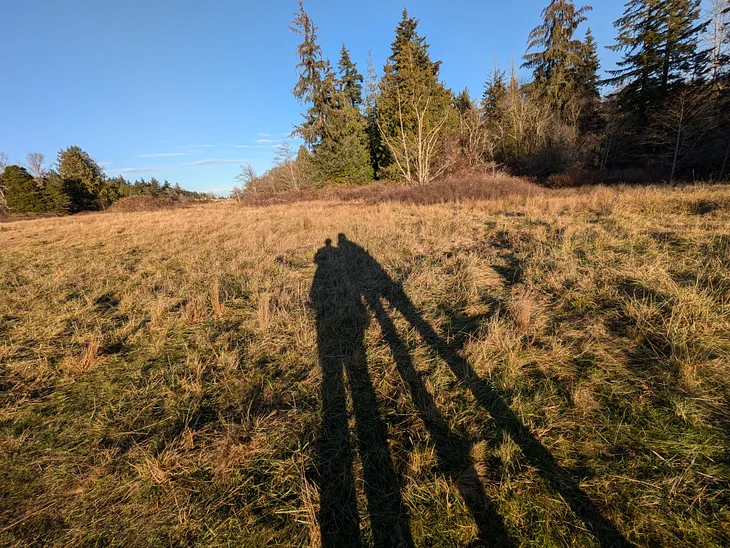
[240,0,730,192]
[0,147,208,215]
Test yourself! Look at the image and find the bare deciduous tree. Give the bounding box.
[378,87,456,185]
[273,141,303,190]
[704,0,730,84]
[0,152,8,212]
[648,86,717,182]
[234,163,259,199]
[26,152,46,182]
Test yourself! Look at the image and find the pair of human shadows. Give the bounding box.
[310,234,632,548]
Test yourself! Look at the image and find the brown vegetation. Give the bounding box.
[1,183,729,546]
[106,195,189,213]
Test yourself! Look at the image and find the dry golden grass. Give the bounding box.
[1,183,729,546]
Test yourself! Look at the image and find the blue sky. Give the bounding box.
[1,1,625,194]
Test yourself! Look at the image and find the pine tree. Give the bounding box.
[2,165,47,213]
[290,4,371,183]
[364,52,388,178]
[290,1,330,148]
[482,67,508,118]
[522,0,593,111]
[453,88,473,116]
[387,9,441,77]
[607,0,707,115]
[337,45,364,107]
[313,93,373,183]
[57,146,105,211]
[576,28,600,98]
[43,171,72,213]
[376,10,457,183]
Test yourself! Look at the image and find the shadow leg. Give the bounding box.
[367,294,514,547]
[317,342,361,547]
[345,335,414,548]
[385,285,632,548]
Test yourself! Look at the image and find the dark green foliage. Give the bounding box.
[522,0,593,111]
[482,68,507,118]
[290,3,372,184]
[454,88,472,115]
[43,171,72,214]
[577,28,600,99]
[291,1,331,149]
[0,147,202,216]
[607,0,707,116]
[57,146,106,211]
[313,95,373,184]
[338,45,364,107]
[376,10,457,183]
[2,165,46,213]
[387,9,441,77]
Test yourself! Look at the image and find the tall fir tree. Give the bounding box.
[576,28,601,98]
[376,10,457,182]
[312,93,373,183]
[522,0,593,111]
[482,67,508,118]
[290,3,371,183]
[290,1,330,148]
[337,45,364,107]
[387,9,441,77]
[607,0,707,116]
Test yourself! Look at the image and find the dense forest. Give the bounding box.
[239,0,730,193]
[0,147,208,215]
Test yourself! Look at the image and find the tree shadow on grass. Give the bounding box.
[311,234,632,548]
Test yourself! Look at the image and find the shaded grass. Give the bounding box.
[1,183,729,546]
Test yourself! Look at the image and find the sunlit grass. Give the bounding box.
[1,183,729,546]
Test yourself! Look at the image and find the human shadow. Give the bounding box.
[311,237,414,548]
[311,235,511,547]
[311,234,632,548]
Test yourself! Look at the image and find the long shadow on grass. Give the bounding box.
[311,234,632,548]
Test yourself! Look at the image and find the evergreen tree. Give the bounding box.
[313,93,373,183]
[290,1,330,148]
[387,9,441,77]
[43,171,72,213]
[482,68,508,118]
[576,27,601,98]
[57,146,105,211]
[2,165,46,213]
[290,3,371,183]
[454,88,472,115]
[607,0,707,115]
[522,0,593,111]
[364,52,388,178]
[337,45,364,107]
[376,10,457,183]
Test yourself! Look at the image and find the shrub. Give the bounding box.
[107,195,183,213]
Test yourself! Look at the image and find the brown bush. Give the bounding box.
[107,195,184,213]
[239,172,541,207]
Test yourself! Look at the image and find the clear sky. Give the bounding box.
[1,1,625,194]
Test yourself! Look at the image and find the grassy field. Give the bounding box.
[1,183,729,547]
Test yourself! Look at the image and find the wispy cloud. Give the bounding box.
[257,139,280,144]
[234,144,281,149]
[258,132,290,138]
[137,152,186,158]
[185,159,248,166]
[99,161,114,167]
[115,167,160,174]
[178,144,215,148]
